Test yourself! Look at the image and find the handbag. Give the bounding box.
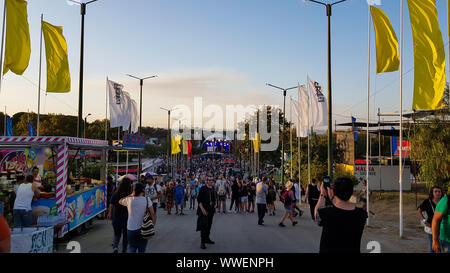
[141,197,155,238]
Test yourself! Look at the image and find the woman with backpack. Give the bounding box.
[266,180,277,216]
[108,177,132,253]
[119,183,156,253]
[279,182,298,227]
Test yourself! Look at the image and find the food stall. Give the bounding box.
[0,136,109,236]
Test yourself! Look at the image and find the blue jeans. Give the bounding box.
[427,234,433,253]
[440,240,450,253]
[13,209,34,228]
[127,229,148,253]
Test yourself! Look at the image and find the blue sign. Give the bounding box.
[123,134,145,149]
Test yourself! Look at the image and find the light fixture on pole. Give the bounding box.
[84,113,91,138]
[127,74,157,175]
[305,0,348,179]
[68,0,99,138]
[266,83,297,185]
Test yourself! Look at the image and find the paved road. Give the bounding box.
[55,200,424,253]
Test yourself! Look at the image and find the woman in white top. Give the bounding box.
[13,175,40,227]
[119,183,156,253]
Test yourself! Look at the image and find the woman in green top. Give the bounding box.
[432,195,450,253]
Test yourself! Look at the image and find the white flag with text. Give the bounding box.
[307,76,327,128]
[107,79,126,129]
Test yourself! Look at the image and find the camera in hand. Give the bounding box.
[323,177,331,188]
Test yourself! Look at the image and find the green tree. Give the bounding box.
[410,113,450,191]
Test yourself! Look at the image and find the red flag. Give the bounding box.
[188,141,193,159]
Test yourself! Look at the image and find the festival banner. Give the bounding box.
[307,77,327,128]
[407,0,446,110]
[3,0,31,76]
[370,6,399,73]
[42,21,71,93]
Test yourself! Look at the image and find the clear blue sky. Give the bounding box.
[1,0,449,129]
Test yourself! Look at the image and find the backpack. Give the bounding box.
[281,190,292,206]
[218,182,226,196]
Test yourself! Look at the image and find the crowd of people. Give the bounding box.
[101,152,450,254]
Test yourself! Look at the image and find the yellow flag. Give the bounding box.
[171,135,181,154]
[252,132,260,153]
[370,6,399,73]
[408,0,446,110]
[182,140,188,155]
[3,0,31,75]
[42,21,71,93]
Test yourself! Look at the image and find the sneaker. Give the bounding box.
[200,243,207,249]
[279,223,285,227]
[205,239,215,244]
[180,212,185,215]
[292,221,298,226]
[113,248,118,253]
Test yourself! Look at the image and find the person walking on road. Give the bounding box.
[119,183,156,253]
[229,178,240,213]
[305,179,320,221]
[174,180,185,215]
[165,181,174,215]
[431,193,450,253]
[240,180,249,213]
[279,181,297,227]
[267,180,277,216]
[248,178,257,214]
[256,177,269,225]
[196,178,217,249]
[145,175,162,217]
[417,186,443,253]
[216,175,227,214]
[108,177,132,253]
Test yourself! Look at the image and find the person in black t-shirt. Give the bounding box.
[305,179,320,220]
[315,177,368,253]
[417,186,443,253]
[196,178,217,249]
[108,178,132,253]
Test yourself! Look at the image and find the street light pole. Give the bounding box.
[69,0,99,138]
[127,74,157,175]
[266,84,297,184]
[306,0,348,179]
[84,113,91,138]
[161,107,178,177]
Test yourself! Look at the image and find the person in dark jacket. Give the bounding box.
[196,178,216,249]
[108,177,132,253]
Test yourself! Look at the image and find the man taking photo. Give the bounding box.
[314,177,367,253]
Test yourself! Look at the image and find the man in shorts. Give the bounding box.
[216,176,227,214]
[174,180,185,215]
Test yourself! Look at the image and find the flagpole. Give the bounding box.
[298,85,301,193]
[399,0,404,238]
[290,97,293,179]
[307,81,311,185]
[366,3,371,226]
[0,0,6,95]
[3,105,6,136]
[105,77,108,141]
[37,14,43,137]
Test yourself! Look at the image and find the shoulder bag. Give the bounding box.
[141,197,155,238]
